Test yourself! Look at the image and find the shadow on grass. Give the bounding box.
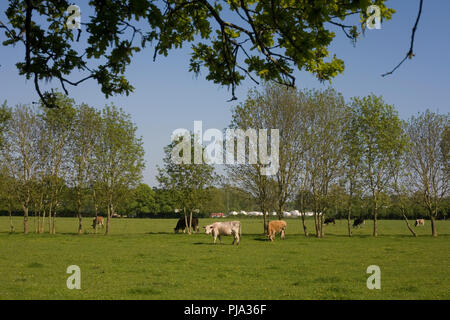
[146,232,176,235]
[253,237,269,242]
[192,242,240,246]
[192,242,213,245]
[0,231,84,236]
[146,231,206,235]
[324,233,434,238]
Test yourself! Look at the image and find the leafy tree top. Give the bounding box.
[1,0,396,106]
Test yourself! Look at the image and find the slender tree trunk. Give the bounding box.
[183,207,189,233]
[300,212,308,237]
[23,206,28,234]
[313,199,320,238]
[277,205,282,221]
[37,209,40,233]
[40,208,46,233]
[77,190,82,234]
[23,188,31,234]
[34,207,37,233]
[313,213,317,237]
[262,205,268,234]
[347,207,352,237]
[263,212,267,234]
[430,214,437,237]
[373,197,378,237]
[48,190,56,234]
[189,211,193,235]
[106,193,114,236]
[347,186,353,237]
[37,194,42,233]
[373,209,378,237]
[93,189,98,234]
[93,218,97,233]
[48,203,52,234]
[52,215,56,234]
[314,213,319,238]
[77,212,82,234]
[34,202,39,233]
[51,203,57,234]
[299,193,308,237]
[94,213,98,234]
[8,203,14,233]
[320,213,325,238]
[77,213,83,234]
[400,210,416,237]
[105,201,111,235]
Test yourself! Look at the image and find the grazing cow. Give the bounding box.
[267,220,287,242]
[174,217,199,233]
[324,217,336,225]
[414,219,425,227]
[353,217,365,228]
[92,216,105,229]
[203,221,241,245]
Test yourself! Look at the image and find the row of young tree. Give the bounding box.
[1,86,448,238]
[156,84,448,237]
[0,94,145,235]
[228,84,449,237]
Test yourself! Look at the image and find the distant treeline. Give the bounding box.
[0,184,448,220]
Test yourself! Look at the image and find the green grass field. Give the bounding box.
[0,216,448,300]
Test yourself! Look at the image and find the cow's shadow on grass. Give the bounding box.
[146,231,204,235]
[253,237,269,242]
[192,242,240,245]
[146,232,175,235]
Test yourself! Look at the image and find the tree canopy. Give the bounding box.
[1,0,399,106]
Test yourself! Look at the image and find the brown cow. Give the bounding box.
[92,216,105,229]
[267,220,287,242]
[414,219,425,227]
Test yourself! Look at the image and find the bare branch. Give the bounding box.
[382,0,423,77]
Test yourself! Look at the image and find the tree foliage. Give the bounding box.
[405,110,449,236]
[0,97,145,234]
[157,135,216,233]
[94,105,145,234]
[348,94,408,236]
[129,183,158,216]
[1,0,395,105]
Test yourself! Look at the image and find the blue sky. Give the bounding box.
[1,1,449,186]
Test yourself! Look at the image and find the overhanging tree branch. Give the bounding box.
[382,0,424,77]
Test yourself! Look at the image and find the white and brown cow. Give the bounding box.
[267,220,287,242]
[414,219,425,227]
[92,216,105,229]
[203,221,241,245]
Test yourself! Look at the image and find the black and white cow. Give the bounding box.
[174,217,199,233]
[353,217,365,228]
